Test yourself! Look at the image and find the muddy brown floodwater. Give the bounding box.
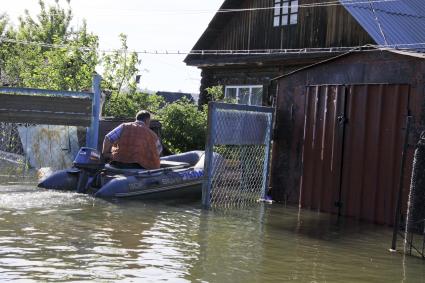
[0,184,424,282]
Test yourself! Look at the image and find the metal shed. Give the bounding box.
[271,50,425,225]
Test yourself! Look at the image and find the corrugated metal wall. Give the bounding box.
[301,85,346,215]
[301,84,410,224]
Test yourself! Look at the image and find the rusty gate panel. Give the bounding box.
[301,85,346,213]
[301,84,410,225]
[340,84,409,224]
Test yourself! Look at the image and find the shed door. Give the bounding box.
[301,84,409,224]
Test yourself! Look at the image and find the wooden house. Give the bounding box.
[269,0,425,225]
[186,0,425,225]
[184,0,377,105]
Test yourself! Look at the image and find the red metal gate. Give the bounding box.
[301,84,410,224]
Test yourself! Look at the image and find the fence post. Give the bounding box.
[86,74,102,149]
[404,132,425,257]
[202,102,216,208]
[261,114,273,199]
[391,116,412,251]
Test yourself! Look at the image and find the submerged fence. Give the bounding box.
[402,132,425,258]
[390,121,425,259]
[0,123,82,182]
[0,76,101,183]
[202,102,273,208]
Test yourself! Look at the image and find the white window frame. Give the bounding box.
[224,85,263,105]
[273,0,298,27]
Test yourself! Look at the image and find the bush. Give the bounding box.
[157,98,207,153]
[102,91,164,118]
[205,85,224,101]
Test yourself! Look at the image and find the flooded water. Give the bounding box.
[0,184,424,282]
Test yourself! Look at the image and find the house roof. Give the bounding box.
[271,47,425,81]
[185,0,244,53]
[185,0,425,65]
[341,0,425,51]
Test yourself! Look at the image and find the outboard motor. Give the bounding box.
[73,147,103,171]
[73,147,104,193]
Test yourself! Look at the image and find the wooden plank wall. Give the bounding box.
[185,0,375,67]
[210,0,374,51]
[0,94,92,126]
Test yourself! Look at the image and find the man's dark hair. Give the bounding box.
[136,110,151,122]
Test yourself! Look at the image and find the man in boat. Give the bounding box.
[101,110,162,169]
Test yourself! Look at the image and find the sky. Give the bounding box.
[1,0,224,95]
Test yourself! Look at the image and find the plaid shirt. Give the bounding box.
[106,121,162,154]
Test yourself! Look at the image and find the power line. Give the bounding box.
[1,36,424,55]
[214,0,398,14]
[369,0,389,45]
[108,44,425,55]
[2,0,399,17]
[0,0,402,55]
[0,37,93,51]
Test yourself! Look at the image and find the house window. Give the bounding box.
[273,0,298,27]
[224,85,263,106]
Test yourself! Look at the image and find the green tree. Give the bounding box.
[101,33,164,118]
[157,98,207,153]
[0,14,11,83]
[0,0,98,90]
[205,85,224,101]
[0,0,208,154]
[101,33,139,94]
[103,91,164,118]
[206,85,238,104]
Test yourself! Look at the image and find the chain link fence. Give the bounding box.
[0,122,25,155]
[0,84,100,185]
[203,102,273,208]
[403,133,425,258]
[0,122,82,184]
[0,122,29,182]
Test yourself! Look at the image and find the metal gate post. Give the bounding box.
[202,102,217,208]
[391,115,412,251]
[261,115,273,199]
[336,86,348,216]
[86,74,102,149]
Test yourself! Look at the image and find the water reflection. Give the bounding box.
[0,185,424,282]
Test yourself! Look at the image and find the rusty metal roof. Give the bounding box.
[341,0,425,51]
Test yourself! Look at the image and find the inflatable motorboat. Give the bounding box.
[38,147,209,200]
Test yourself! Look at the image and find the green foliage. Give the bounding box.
[0,0,98,90]
[205,85,224,101]
[103,91,164,119]
[157,98,207,153]
[101,33,139,94]
[206,85,237,104]
[0,1,210,154]
[101,33,154,118]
